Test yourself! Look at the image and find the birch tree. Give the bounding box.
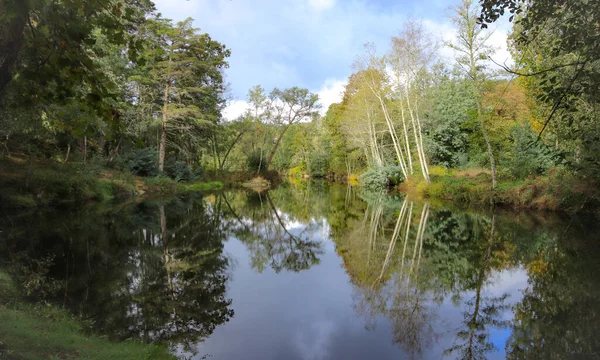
[388,20,436,183]
[342,71,386,168]
[354,45,410,180]
[448,0,498,188]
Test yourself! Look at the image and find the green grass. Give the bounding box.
[143,176,224,193]
[182,181,224,192]
[401,168,600,214]
[0,271,175,360]
[0,158,138,208]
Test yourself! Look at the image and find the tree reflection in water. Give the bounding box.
[340,194,516,359]
[2,182,600,359]
[0,195,234,354]
[347,197,436,358]
[221,189,324,273]
[444,213,512,359]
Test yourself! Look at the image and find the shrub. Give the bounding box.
[309,150,330,177]
[164,159,199,182]
[117,148,158,177]
[246,149,267,172]
[505,124,558,179]
[288,166,304,178]
[360,166,405,191]
[144,175,175,187]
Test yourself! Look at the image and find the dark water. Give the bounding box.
[2,181,600,359]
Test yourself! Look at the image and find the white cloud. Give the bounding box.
[308,0,336,11]
[222,100,249,121]
[314,79,346,115]
[152,0,515,108]
[222,78,345,121]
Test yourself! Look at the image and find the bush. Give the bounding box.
[144,175,176,187]
[505,124,559,179]
[246,149,268,173]
[164,159,200,182]
[309,150,330,177]
[117,148,159,177]
[360,166,405,191]
[6,253,64,298]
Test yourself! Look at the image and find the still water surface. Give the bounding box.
[2,181,599,359]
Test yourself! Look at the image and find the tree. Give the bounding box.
[0,0,153,101]
[388,20,436,182]
[341,70,387,169]
[138,17,229,172]
[264,87,320,171]
[422,70,476,168]
[448,0,499,188]
[354,45,411,180]
[480,0,600,177]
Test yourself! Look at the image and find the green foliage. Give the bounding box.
[183,181,224,191]
[309,149,330,177]
[424,76,476,168]
[0,270,175,359]
[5,254,64,298]
[360,166,405,191]
[246,149,267,172]
[504,124,559,179]
[117,148,159,177]
[164,159,199,182]
[144,175,176,187]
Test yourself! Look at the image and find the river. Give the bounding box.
[1,181,599,359]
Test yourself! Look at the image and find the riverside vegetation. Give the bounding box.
[1,0,600,357]
[1,0,599,213]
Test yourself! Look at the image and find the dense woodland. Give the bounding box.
[0,0,599,210]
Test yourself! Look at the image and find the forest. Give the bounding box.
[1,0,600,358]
[1,0,599,213]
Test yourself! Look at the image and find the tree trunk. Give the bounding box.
[0,0,28,97]
[220,130,247,171]
[65,144,71,163]
[399,100,413,174]
[405,85,430,183]
[159,47,173,174]
[480,120,497,189]
[265,123,292,172]
[375,93,408,179]
[475,95,497,189]
[159,119,167,173]
[159,83,170,173]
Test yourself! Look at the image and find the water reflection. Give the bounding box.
[0,195,234,353]
[1,181,600,359]
[222,190,323,273]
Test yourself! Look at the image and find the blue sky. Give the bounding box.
[153,0,511,119]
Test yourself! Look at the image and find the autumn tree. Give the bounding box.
[448,0,499,188]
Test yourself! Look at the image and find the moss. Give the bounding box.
[0,271,175,360]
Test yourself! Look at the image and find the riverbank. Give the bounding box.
[0,156,236,209]
[0,271,175,360]
[399,167,600,215]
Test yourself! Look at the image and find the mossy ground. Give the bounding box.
[399,166,600,215]
[0,156,226,208]
[0,271,175,360]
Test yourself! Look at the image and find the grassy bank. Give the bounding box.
[0,271,175,360]
[0,157,225,209]
[399,167,600,215]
